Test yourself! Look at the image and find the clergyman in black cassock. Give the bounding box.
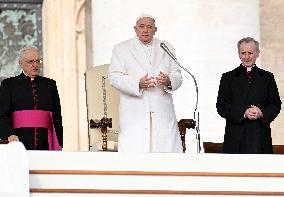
[0,47,63,150]
[216,37,281,154]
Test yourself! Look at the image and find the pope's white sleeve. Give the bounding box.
[108,47,142,97]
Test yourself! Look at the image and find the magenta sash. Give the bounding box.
[11,110,62,151]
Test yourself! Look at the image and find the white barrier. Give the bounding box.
[28,152,284,196]
[0,142,29,197]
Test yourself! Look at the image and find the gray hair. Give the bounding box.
[237,37,259,51]
[18,46,40,61]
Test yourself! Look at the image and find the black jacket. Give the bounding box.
[0,73,63,150]
[216,65,281,153]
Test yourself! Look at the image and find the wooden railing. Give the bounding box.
[30,169,284,195]
[0,140,9,144]
[203,142,284,154]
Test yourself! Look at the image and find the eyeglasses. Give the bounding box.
[24,59,43,65]
[137,24,155,30]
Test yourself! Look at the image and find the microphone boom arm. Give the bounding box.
[160,43,201,153]
[171,58,198,115]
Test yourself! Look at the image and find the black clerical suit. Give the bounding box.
[0,73,63,150]
[216,65,281,154]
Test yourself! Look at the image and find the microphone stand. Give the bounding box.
[161,43,201,153]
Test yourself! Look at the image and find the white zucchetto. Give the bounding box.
[136,13,155,23]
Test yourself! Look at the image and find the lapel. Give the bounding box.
[130,37,151,73]
[129,38,164,74]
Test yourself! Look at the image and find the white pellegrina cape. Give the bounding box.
[108,37,183,153]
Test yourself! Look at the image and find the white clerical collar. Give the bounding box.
[144,41,153,47]
[23,71,35,80]
[142,42,153,53]
[137,36,153,46]
[242,64,255,72]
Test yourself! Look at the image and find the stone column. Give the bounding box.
[42,0,92,151]
[260,0,284,145]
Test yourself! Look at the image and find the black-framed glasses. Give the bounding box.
[24,59,43,65]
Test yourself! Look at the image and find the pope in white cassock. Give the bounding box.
[108,14,183,153]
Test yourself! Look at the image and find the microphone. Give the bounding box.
[160,42,201,153]
[160,43,177,61]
